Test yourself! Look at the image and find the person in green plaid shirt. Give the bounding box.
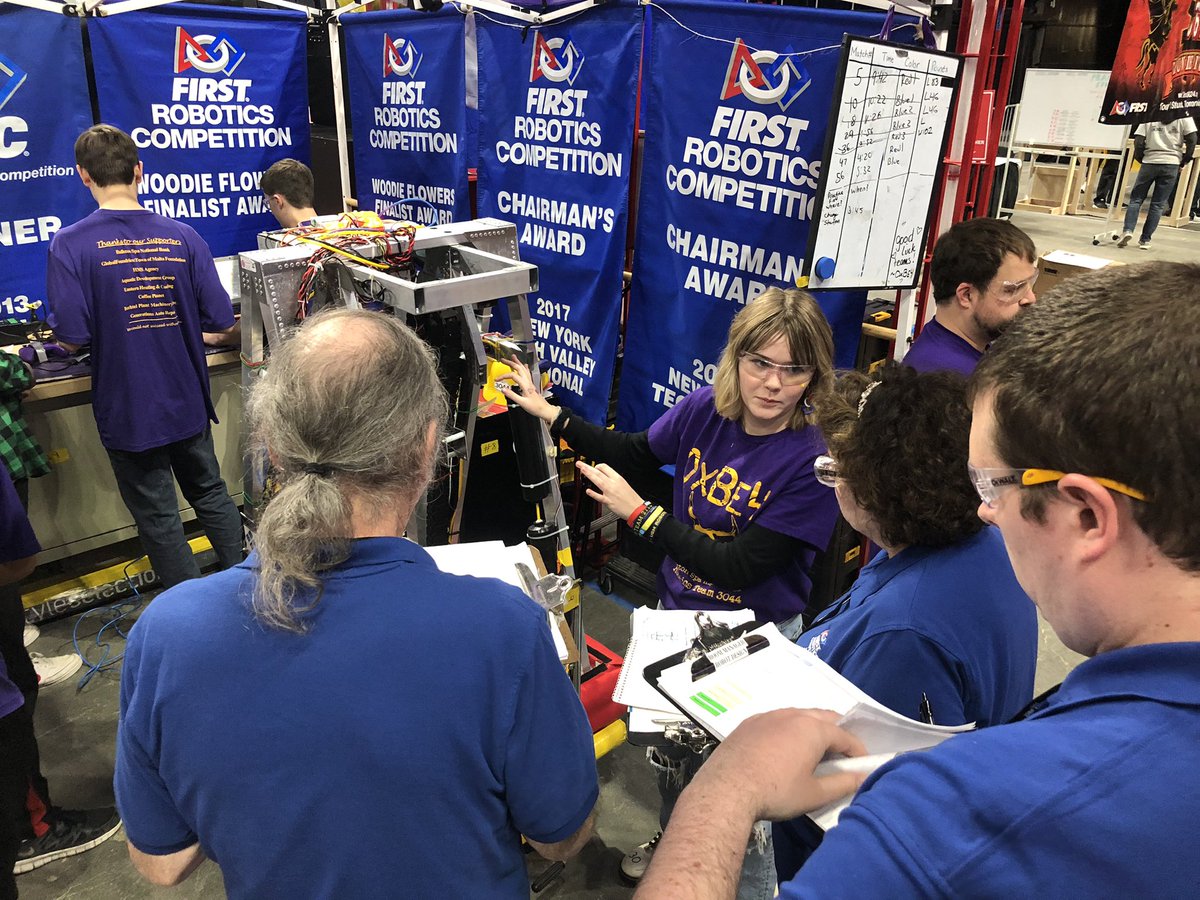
[0,352,50,484]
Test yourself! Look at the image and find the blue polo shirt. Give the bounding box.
[902,318,981,377]
[775,527,1037,880]
[116,539,598,899]
[794,528,1037,726]
[46,208,235,452]
[781,642,1200,897]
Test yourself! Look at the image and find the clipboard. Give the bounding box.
[634,621,763,748]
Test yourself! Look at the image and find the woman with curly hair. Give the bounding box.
[772,361,1038,882]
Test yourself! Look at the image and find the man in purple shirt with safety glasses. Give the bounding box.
[903,218,1038,377]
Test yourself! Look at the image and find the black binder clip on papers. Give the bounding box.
[642,616,763,750]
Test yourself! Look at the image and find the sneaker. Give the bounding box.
[1094,199,1108,209]
[30,652,82,687]
[619,832,662,883]
[1117,232,1133,248]
[23,623,39,647]
[1139,241,1152,250]
[14,807,121,874]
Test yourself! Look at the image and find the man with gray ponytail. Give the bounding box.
[113,309,599,897]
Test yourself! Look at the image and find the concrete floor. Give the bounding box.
[16,564,1084,899]
[1009,205,1200,265]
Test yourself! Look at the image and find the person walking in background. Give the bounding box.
[1119,114,1197,250]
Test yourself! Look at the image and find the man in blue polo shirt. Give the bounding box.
[903,218,1037,376]
[636,261,1200,897]
[45,125,243,588]
[115,309,598,897]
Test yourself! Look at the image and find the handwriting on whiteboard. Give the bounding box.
[809,40,959,290]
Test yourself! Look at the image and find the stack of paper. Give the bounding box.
[652,623,974,828]
[424,541,569,662]
[613,608,756,733]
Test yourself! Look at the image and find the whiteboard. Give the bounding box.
[1013,69,1126,150]
[805,37,961,291]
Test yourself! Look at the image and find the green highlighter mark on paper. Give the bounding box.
[691,692,726,715]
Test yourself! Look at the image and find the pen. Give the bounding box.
[919,692,935,725]
[690,633,769,680]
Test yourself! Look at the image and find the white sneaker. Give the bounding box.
[31,653,82,688]
[619,832,662,883]
[23,623,39,647]
[1116,232,1133,248]
[1138,241,1152,251]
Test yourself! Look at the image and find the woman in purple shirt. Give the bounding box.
[501,286,841,896]
[502,287,839,625]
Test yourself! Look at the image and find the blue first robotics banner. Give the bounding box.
[618,1,885,431]
[89,7,310,259]
[476,2,642,426]
[0,10,93,324]
[344,9,469,225]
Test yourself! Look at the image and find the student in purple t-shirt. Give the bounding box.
[501,287,840,895]
[903,218,1038,377]
[45,126,243,588]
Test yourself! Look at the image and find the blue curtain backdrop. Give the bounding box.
[0,9,93,324]
[343,8,470,225]
[618,0,888,431]
[476,1,642,425]
[89,6,311,258]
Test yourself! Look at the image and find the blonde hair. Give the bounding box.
[712,287,835,431]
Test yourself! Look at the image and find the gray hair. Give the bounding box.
[245,308,449,631]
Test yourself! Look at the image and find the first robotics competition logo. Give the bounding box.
[529,32,585,86]
[383,33,422,79]
[133,24,291,158]
[721,38,811,112]
[174,26,246,77]
[0,50,29,158]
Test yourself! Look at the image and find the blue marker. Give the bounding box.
[815,257,837,280]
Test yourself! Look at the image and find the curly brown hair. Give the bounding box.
[815,362,982,548]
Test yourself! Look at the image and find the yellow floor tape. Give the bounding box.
[21,536,214,610]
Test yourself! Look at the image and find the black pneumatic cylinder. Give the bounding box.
[506,389,554,504]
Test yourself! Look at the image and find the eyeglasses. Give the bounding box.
[992,269,1039,304]
[739,353,814,385]
[968,465,1148,508]
[814,455,839,487]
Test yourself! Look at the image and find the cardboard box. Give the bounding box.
[1038,250,1125,296]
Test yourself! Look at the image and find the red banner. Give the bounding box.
[1100,0,1200,124]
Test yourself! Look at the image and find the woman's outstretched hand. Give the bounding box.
[495,356,560,425]
[577,460,645,522]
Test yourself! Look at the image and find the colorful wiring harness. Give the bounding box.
[274,213,420,320]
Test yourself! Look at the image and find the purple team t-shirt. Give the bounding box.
[647,387,839,622]
[1,474,40,718]
[46,208,235,452]
[903,319,982,377]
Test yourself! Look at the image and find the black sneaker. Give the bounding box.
[1094,199,1109,209]
[14,807,121,875]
